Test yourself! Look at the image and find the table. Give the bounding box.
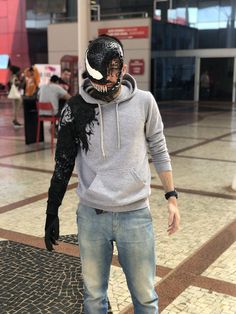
[23,96,44,145]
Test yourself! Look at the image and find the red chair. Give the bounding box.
[36,102,60,152]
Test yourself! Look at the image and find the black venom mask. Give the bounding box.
[85,35,124,96]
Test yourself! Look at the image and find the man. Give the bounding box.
[38,75,71,116]
[59,68,71,93]
[200,70,210,100]
[44,35,180,314]
[58,68,72,113]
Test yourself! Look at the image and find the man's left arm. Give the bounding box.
[158,170,180,235]
[145,93,180,235]
[57,85,71,101]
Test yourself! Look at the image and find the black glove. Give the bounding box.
[44,214,60,251]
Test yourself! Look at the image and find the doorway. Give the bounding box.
[200,58,233,101]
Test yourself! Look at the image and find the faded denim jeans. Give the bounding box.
[77,204,158,314]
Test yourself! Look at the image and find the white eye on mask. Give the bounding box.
[85,53,103,81]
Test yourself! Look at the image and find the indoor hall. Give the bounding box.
[0,97,235,313]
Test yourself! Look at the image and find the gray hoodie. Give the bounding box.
[75,74,171,212]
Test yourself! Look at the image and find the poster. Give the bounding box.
[35,64,61,86]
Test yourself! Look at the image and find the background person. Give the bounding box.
[59,68,71,93]
[44,35,180,314]
[200,70,210,100]
[24,66,40,97]
[59,68,72,112]
[7,71,23,127]
[38,75,71,116]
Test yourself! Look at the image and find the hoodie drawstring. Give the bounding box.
[115,102,121,149]
[97,102,121,158]
[98,103,106,158]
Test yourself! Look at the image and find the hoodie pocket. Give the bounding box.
[84,168,150,206]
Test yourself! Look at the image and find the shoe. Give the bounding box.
[12,120,23,128]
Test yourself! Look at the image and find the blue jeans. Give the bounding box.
[77,204,158,314]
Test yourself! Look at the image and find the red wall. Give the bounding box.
[0,0,30,84]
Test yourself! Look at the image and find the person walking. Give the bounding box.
[44,35,180,314]
[7,72,23,127]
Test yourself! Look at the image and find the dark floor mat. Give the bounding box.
[0,240,113,313]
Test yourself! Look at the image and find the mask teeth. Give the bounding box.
[92,82,109,94]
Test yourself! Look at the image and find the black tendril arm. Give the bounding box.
[46,95,98,215]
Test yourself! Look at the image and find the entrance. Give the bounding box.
[200,58,233,101]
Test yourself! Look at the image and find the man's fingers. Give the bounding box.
[54,230,59,240]
[45,237,54,251]
[45,235,59,250]
[167,214,180,235]
[51,237,56,245]
[168,211,174,226]
[51,236,59,245]
[44,216,60,251]
[45,230,57,251]
[54,217,60,239]
[168,225,178,234]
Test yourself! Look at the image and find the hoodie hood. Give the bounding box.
[79,73,138,158]
[80,73,137,105]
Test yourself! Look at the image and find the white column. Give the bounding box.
[78,0,90,86]
[232,174,236,191]
[232,57,236,103]
[194,57,200,102]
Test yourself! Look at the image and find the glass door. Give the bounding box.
[200,57,233,101]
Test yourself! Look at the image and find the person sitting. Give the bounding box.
[58,68,72,113]
[59,68,71,93]
[38,75,71,117]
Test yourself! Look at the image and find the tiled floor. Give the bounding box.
[0,98,236,314]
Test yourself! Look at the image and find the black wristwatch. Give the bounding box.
[165,189,178,200]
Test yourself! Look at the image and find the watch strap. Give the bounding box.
[165,190,178,200]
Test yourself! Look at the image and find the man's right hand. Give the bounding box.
[44,214,60,251]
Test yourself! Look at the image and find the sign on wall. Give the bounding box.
[98,26,149,39]
[129,59,145,75]
[35,64,61,86]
